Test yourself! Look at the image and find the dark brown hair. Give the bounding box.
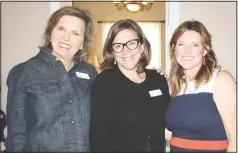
[41,6,93,62]
[100,19,151,73]
[169,20,220,98]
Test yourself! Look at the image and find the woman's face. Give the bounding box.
[174,30,207,71]
[50,15,85,61]
[112,29,144,72]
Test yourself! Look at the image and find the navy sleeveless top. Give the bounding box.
[166,69,228,152]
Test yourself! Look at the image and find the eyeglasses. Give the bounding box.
[111,39,140,53]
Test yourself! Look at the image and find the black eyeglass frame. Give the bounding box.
[111,39,141,53]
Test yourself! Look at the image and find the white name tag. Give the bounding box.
[149,89,162,97]
[76,72,90,79]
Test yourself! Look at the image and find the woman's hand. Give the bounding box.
[156,68,168,79]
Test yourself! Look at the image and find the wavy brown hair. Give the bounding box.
[169,20,221,98]
[100,19,151,73]
[41,6,93,62]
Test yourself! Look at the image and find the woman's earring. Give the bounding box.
[141,53,144,59]
[113,58,117,65]
[139,53,144,61]
[203,56,206,65]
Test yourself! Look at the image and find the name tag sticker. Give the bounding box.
[76,72,90,79]
[149,89,162,97]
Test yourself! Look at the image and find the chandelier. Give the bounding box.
[113,1,154,13]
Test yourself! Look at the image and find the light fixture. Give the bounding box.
[113,1,154,13]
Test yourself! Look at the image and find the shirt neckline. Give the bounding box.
[117,68,148,86]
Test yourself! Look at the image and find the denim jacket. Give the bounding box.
[6,48,97,152]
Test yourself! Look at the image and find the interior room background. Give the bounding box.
[1,1,236,115]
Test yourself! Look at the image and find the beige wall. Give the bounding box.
[73,2,166,68]
[1,1,165,113]
[1,2,236,113]
[178,2,236,79]
[1,2,51,112]
[1,1,72,112]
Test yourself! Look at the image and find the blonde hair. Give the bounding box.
[169,20,221,98]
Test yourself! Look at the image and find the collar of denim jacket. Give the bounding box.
[37,47,78,69]
[37,47,57,62]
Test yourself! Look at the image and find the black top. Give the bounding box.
[90,68,170,152]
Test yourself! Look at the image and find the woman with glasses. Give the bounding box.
[90,19,171,152]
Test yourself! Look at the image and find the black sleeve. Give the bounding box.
[6,64,28,152]
[90,74,113,152]
[161,75,171,107]
[162,75,171,100]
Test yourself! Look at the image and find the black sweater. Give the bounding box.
[90,69,170,152]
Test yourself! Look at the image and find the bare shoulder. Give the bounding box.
[213,70,236,103]
[215,70,236,86]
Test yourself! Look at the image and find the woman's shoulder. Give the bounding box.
[146,69,170,95]
[215,69,236,85]
[7,62,28,87]
[96,69,118,79]
[146,69,167,82]
[91,69,118,89]
[75,62,98,77]
[8,62,27,77]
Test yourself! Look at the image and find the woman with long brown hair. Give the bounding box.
[165,20,236,152]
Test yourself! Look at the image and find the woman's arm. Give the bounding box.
[165,128,172,140]
[213,70,236,152]
[6,65,28,152]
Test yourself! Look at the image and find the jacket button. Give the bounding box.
[148,108,151,112]
[71,119,75,124]
[68,98,73,103]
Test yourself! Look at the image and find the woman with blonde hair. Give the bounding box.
[165,20,236,152]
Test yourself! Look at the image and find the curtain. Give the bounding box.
[102,22,114,50]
